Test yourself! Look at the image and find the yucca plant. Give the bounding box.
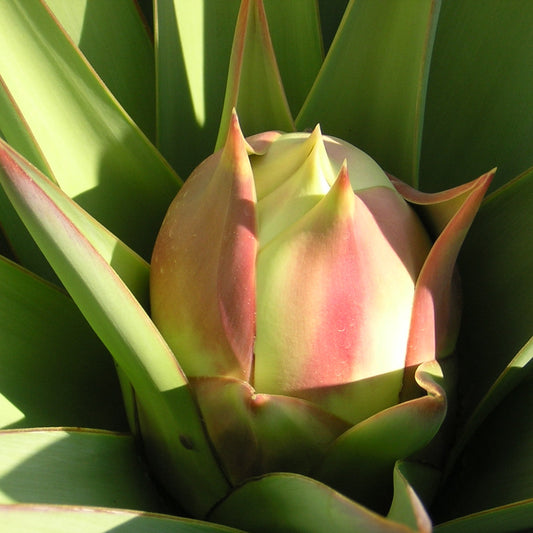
[0,1,531,532]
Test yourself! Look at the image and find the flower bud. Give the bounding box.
[150,112,491,483]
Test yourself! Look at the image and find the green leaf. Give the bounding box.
[0,188,57,283]
[155,0,240,177]
[0,139,150,306]
[44,0,156,141]
[316,0,349,52]
[0,142,230,516]
[296,0,441,186]
[0,504,245,533]
[456,168,533,417]
[316,361,446,514]
[263,0,323,116]
[433,500,533,533]
[209,472,426,532]
[0,429,162,510]
[443,336,533,480]
[388,462,434,532]
[0,78,57,280]
[0,256,126,430]
[0,0,180,259]
[215,0,295,149]
[420,0,533,192]
[435,365,533,525]
[0,79,53,177]
[433,372,533,523]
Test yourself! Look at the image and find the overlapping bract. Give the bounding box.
[150,112,492,491]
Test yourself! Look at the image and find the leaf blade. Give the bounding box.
[296,0,441,186]
[0,0,180,259]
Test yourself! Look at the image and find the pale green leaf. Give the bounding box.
[0,139,150,306]
[296,0,440,186]
[155,0,240,177]
[316,362,446,513]
[0,256,126,431]
[388,462,433,533]
[0,142,230,516]
[0,429,161,510]
[44,0,156,141]
[0,188,56,282]
[420,0,533,192]
[209,473,423,532]
[215,0,295,149]
[0,504,245,533]
[0,0,180,259]
[0,76,57,280]
[263,0,323,116]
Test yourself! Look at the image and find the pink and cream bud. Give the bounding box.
[150,112,491,481]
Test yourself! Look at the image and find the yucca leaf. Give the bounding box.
[316,362,446,514]
[263,0,323,116]
[155,0,240,176]
[388,461,434,532]
[215,0,295,149]
[44,0,156,141]
[433,372,533,527]
[0,79,57,280]
[456,167,533,417]
[0,0,179,259]
[0,139,150,305]
[420,0,533,192]
[0,80,53,178]
[0,504,245,533]
[0,429,162,510]
[0,142,230,516]
[316,0,348,52]
[0,256,126,430]
[209,472,428,532]
[443,336,533,481]
[433,500,533,533]
[296,0,440,186]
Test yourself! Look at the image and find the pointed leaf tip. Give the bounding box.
[403,170,494,371]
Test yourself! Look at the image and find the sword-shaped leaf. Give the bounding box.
[0,256,126,430]
[0,141,229,517]
[296,0,440,186]
[0,0,180,259]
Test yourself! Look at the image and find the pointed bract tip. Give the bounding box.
[224,109,246,152]
[336,159,351,189]
[311,123,322,136]
[325,159,355,216]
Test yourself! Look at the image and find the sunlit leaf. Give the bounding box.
[0,504,245,533]
[209,472,425,532]
[0,429,161,510]
[263,0,323,116]
[0,256,126,431]
[155,0,240,176]
[215,0,294,149]
[0,0,180,259]
[0,142,230,516]
[44,0,156,141]
[297,0,440,186]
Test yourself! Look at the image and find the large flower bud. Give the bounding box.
[150,112,492,489]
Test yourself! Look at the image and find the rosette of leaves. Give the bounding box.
[0,1,531,532]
